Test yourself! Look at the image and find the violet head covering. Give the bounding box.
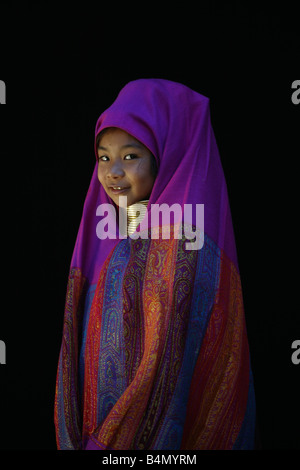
[54,79,256,450]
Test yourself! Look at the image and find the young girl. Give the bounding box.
[54,78,256,450]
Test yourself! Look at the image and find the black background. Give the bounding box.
[0,2,299,451]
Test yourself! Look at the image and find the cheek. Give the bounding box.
[134,161,153,184]
[97,165,104,184]
[132,165,155,194]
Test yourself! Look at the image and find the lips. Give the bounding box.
[108,185,130,194]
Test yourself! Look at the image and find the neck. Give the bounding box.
[126,199,149,236]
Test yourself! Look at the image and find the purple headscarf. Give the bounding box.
[71,78,237,282]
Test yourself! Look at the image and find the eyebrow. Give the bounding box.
[98,143,144,151]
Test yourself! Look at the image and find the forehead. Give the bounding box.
[97,128,142,148]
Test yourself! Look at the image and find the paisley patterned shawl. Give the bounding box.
[54,79,256,450]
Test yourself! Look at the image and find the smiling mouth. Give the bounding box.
[109,186,130,194]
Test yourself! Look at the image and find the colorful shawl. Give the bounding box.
[54,79,256,450]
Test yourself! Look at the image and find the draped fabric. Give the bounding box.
[54,79,256,450]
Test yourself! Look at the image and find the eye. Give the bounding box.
[124,154,138,160]
[98,155,109,162]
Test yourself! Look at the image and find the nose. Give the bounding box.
[107,160,125,179]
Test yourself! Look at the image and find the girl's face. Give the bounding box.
[97,128,156,207]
